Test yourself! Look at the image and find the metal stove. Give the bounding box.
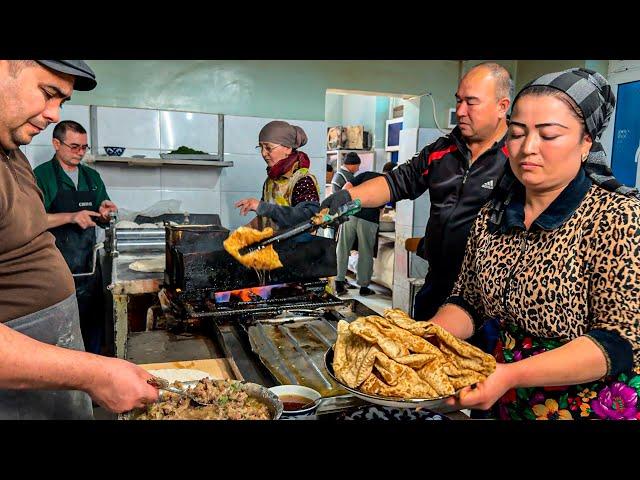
[160,222,377,401]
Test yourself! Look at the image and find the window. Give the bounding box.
[385,118,403,152]
[447,108,458,128]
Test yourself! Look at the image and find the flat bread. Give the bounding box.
[129,256,165,272]
[116,220,139,229]
[332,308,496,399]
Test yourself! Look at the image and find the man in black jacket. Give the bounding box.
[322,62,512,346]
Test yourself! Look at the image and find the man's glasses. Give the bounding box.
[60,140,90,152]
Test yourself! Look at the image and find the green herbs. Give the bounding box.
[167,146,208,155]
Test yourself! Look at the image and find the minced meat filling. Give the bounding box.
[136,378,271,420]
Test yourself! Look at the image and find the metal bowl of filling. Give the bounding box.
[120,378,283,420]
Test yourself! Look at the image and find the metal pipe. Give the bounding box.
[73,242,104,277]
[116,240,165,252]
[116,229,165,240]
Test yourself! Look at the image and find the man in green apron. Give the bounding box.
[34,120,117,354]
[0,60,158,419]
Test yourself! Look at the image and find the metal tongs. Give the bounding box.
[238,199,362,256]
[147,376,212,406]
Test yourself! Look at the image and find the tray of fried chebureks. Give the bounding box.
[325,309,496,410]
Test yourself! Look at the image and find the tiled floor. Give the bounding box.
[336,275,393,315]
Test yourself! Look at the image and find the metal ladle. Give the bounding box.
[147,377,212,406]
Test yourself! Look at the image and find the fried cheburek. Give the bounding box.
[223,226,283,271]
[333,308,496,399]
[311,208,330,226]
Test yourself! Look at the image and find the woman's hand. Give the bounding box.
[443,363,516,411]
[235,198,260,216]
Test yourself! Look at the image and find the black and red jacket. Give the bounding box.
[384,126,509,289]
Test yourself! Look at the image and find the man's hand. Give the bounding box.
[320,188,352,214]
[99,200,117,221]
[83,357,159,413]
[235,198,260,216]
[71,210,101,229]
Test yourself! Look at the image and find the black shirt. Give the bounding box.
[384,126,509,289]
[351,171,383,224]
[331,167,355,191]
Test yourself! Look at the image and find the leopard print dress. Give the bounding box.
[449,184,640,420]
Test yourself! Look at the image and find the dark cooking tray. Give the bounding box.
[247,317,346,397]
[173,236,338,291]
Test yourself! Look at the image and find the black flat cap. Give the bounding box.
[36,60,97,91]
[343,151,362,165]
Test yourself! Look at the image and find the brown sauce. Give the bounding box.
[280,394,313,411]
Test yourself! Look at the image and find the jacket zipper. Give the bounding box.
[440,142,498,231]
[436,144,504,259]
[440,165,470,230]
[502,231,528,313]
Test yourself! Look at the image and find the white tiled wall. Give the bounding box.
[220,190,262,231]
[33,109,326,224]
[398,128,419,168]
[391,127,444,308]
[413,128,440,235]
[161,189,220,214]
[220,154,267,191]
[392,128,420,309]
[395,198,414,228]
[224,116,326,157]
[221,115,327,230]
[92,162,223,214]
[418,128,442,151]
[412,192,430,231]
[24,145,55,169]
[90,107,224,215]
[24,105,91,169]
[92,164,162,189]
[107,188,163,211]
[29,105,91,147]
[373,148,388,172]
[96,107,161,151]
[95,106,221,158]
[160,166,221,190]
[160,111,219,153]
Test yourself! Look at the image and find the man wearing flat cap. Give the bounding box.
[330,151,361,193]
[0,60,159,419]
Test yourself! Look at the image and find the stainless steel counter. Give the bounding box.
[108,250,165,359]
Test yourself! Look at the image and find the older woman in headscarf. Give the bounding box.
[235,120,320,230]
[429,68,640,420]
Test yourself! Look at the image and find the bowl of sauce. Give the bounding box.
[268,385,321,419]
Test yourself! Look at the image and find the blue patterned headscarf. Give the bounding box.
[489,68,639,227]
[515,67,638,198]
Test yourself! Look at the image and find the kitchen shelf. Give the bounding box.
[90,156,234,167]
